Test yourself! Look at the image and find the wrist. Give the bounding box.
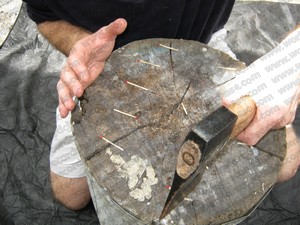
[67,29,92,56]
[37,20,92,56]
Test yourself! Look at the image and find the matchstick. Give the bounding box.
[113,108,137,119]
[99,135,124,151]
[158,44,179,51]
[217,66,238,71]
[181,103,188,115]
[137,59,161,68]
[125,80,149,91]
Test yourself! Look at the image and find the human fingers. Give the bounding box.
[223,83,299,145]
[57,80,75,118]
[60,64,85,97]
[76,19,126,55]
[222,98,265,145]
[66,19,127,90]
[235,117,270,146]
[235,103,287,145]
[86,61,105,86]
[58,97,69,119]
[97,18,127,39]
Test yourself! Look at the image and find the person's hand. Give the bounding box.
[222,63,300,145]
[57,18,127,118]
[223,28,300,146]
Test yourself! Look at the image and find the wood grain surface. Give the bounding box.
[73,38,286,225]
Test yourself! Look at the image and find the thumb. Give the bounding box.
[98,18,127,39]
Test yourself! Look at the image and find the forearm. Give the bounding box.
[225,26,300,99]
[37,20,91,56]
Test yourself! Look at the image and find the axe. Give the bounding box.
[160,96,256,219]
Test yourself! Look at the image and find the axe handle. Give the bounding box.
[228,95,256,139]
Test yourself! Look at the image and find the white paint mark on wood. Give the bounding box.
[110,155,126,166]
[123,156,146,189]
[107,154,158,202]
[178,206,187,214]
[258,166,264,171]
[105,148,112,156]
[179,218,186,225]
[252,147,259,156]
[161,215,172,225]
[129,165,158,201]
[160,219,168,225]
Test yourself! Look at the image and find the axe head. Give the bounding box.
[160,106,238,219]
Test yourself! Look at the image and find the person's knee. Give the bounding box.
[278,126,300,182]
[50,171,91,210]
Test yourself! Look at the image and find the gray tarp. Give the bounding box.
[0,2,299,225]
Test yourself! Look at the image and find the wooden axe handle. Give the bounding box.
[228,95,256,139]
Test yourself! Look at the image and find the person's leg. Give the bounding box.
[50,108,90,210]
[278,107,300,182]
[50,171,90,210]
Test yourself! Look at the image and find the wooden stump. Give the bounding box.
[73,39,286,225]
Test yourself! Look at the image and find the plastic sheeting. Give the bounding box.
[0,0,22,46]
[0,5,99,225]
[0,2,299,225]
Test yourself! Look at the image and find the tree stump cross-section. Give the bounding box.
[73,38,286,225]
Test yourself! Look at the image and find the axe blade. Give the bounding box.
[160,106,238,220]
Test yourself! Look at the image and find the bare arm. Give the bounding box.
[221,25,300,182]
[37,19,127,209]
[37,20,91,56]
[224,25,300,145]
[37,21,93,210]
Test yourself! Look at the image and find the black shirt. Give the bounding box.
[24,0,235,48]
